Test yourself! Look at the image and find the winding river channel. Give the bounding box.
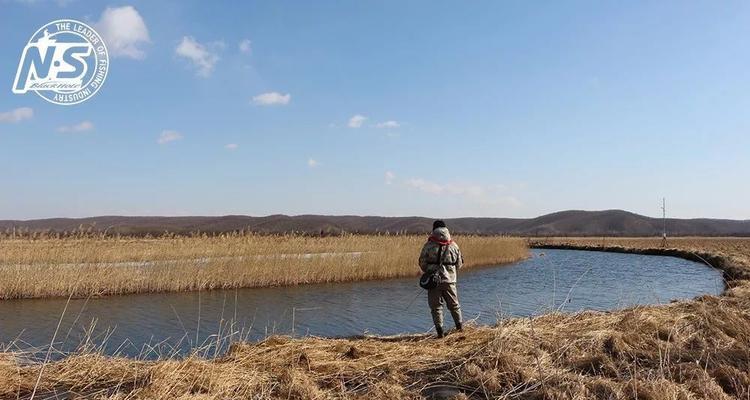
[0,249,724,359]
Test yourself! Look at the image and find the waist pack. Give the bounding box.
[419,271,440,290]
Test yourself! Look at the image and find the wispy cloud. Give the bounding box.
[405,178,491,197]
[95,6,150,59]
[225,143,239,150]
[375,120,400,129]
[239,39,252,54]
[57,120,94,133]
[385,171,395,185]
[252,92,291,106]
[405,178,447,195]
[348,114,367,128]
[308,158,319,168]
[0,107,33,123]
[404,178,521,207]
[175,36,220,77]
[158,130,183,144]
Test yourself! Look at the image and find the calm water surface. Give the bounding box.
[0,249,724,358]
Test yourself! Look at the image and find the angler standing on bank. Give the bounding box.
[419,220,464,338]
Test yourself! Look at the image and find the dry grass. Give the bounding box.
[0,234,528,299]
[1,237,749,399]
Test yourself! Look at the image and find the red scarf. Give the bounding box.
[428,235,453,246]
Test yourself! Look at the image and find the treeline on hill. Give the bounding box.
[1,210,749,238]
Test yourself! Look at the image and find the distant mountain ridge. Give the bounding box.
[1,210,749,236]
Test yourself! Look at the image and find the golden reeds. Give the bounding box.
[0,233,528,299]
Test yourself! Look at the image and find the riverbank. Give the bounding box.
[1,238,748,399]
[530,237,750,284]
[0,234,528,300]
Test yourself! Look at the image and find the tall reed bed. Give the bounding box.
[0,234,528,299]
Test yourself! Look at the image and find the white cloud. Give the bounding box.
[95,6,150,59]
[0,107,33,123]
[252,92,291,106]
[385,171,395,185]
[376,120,400,129]
[308,158,319,168]
[404,179,494,197]
[158,130,183,144]
[57,120,94,133]
[225,143,239,150]
[175,36,220,77]
[348,114,367,128]
[404,178,521,207]
[239,39,252,54]
[405,178,446,195]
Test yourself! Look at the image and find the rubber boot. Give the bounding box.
[456,322,463,331]
[435,326,445,338]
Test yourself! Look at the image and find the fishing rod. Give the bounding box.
[403,289,423,311]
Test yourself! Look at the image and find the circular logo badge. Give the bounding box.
[12,19,109,106]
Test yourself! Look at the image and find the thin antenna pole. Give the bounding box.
[662,198,666,237]
[661,198,667,247]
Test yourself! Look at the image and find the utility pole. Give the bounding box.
[661,198,667,247]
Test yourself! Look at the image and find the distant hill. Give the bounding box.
[1,210,749,236]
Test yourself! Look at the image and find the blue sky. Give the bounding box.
[1,0,749,220]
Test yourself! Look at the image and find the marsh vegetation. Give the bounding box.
[0,234,528,299]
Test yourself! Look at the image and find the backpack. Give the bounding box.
[419,244,445,290]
